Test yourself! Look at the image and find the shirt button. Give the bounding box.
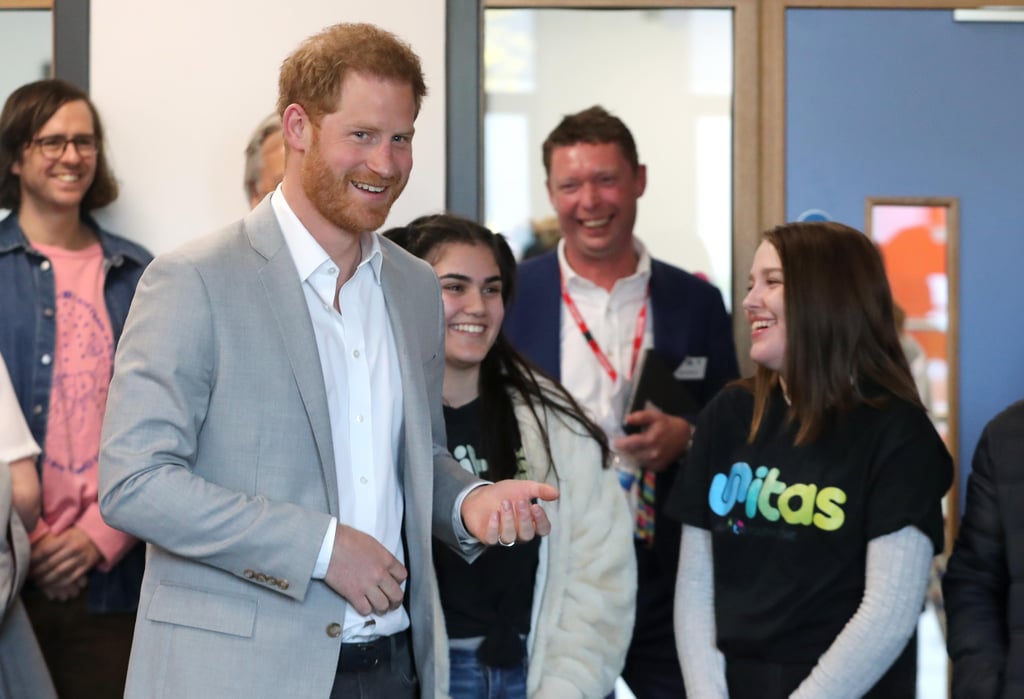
[40,260,51,272]
[360,477,368,485]
[328,267,337,275]
[355,414,363,423]
[352,349,360,358]
[326,623,342,638]
[40,354,52,365]
[43,308,54,318]
[323,303,330,312]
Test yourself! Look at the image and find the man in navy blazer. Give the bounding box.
[504,106,738,699]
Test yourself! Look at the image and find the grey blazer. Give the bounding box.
[99,201,478,698]
[0,463,57,699]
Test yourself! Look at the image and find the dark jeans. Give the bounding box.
[22,583,135,699]
[330,631,418,699]
[449,647,528,699]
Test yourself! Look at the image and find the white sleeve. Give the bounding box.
[790,525,932,699]
[0,359,39,465]
[675,525,728,698]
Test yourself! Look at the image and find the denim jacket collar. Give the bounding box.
[0,210,149,268]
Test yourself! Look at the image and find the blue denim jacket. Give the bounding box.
[0,211,152,613]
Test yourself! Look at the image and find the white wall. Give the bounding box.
[90,0,446,255]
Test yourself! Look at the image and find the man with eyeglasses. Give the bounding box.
[0,78,152,699]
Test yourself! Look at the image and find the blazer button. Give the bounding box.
[278,580,289,590]
[243,569,256,579]
[326,623,342,638]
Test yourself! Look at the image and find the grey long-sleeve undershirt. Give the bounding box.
[674,524,932,698]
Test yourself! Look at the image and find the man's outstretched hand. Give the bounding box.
[461,480,559,545]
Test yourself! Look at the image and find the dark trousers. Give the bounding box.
[330,630,419,699]
[22,584,135,699]
[725,633,918,699]
[620,543,686,699]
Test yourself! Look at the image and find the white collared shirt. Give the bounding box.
[271,188,407,641]
[557,238,655,442]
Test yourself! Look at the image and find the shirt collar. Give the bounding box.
[556,236,652,290]
[270,184,383,284]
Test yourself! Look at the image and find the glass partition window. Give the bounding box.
[0,6,52,221]
[484,8,734,308]
[0,9,51,105]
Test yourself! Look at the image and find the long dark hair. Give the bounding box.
[385,214,610,480]
[0,79,118,211]
[745,221,922,445]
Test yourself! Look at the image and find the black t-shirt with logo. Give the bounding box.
[672,384,951,664]
[433,398,539,667]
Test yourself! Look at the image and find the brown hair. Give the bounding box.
[744,221,921,445]
[277,23,427,123]
[0,79,118,211]
[541,105,639,176]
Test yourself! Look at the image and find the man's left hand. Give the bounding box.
[461,480,559,546]
[29,526,103,591]
[36,577,88,602]
[615,408,693,472]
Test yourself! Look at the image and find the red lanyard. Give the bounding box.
[559,271,649,383]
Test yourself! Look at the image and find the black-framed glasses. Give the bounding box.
[30,135,99,159]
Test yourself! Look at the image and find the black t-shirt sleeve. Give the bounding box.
[864,401,953,552]
[665,388,738,528]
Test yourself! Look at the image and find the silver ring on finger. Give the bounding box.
[497,536,516,547]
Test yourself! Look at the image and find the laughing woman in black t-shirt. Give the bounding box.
[669,221,952,698]
[385,215,636,698]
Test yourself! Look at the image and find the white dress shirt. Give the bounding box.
[271,188,406,641]
[557,238,655,442]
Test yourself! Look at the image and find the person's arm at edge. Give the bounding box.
[8,457,40,534]
[944,426,1008,699]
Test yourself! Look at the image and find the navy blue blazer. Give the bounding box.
[504,249,739,567]
[505,250,738,406]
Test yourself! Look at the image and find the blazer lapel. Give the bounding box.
[379,247,417,490]
[246,202,340,516]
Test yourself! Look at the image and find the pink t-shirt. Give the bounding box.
[29,241,136,570]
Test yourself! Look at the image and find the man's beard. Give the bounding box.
[301,134,406,234]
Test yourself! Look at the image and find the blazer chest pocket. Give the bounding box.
[146,583,257,638]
